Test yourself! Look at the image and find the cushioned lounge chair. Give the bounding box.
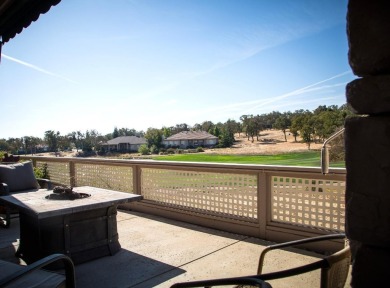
[0,161,51,228]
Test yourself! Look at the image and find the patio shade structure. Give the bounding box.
[0,0,61,61]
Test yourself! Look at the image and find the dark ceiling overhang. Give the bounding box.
[0,0,61,44]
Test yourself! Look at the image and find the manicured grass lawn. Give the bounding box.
[152,151,345,167]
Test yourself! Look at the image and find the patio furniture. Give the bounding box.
[0,161,51,228]
[171,277,273,287]
[0,253,75,288]
[0,186,142,266]
[171,233,350,288]
[1,153,20,163]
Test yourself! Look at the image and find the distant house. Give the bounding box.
[163,131,218,148]
[102,136,147,152]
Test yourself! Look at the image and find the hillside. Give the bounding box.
[203,129,322,155]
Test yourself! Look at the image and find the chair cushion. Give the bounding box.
[0,161,39,192]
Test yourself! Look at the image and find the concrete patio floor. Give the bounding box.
[0,210,351,288]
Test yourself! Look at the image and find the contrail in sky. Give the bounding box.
[1,53,77,84]
[243,70,353,113]
[283,70,352,95]
[199,70,352,118]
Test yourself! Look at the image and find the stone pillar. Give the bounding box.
[345,0,390,286]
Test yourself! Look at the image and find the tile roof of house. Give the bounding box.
[165,131,218,141]
[105,136,147,145]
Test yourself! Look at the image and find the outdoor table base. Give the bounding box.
[16,205,121,265]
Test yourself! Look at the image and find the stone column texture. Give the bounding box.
[346,0,390,287]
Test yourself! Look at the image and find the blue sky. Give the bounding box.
[0,0,355,139]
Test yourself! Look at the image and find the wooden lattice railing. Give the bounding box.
[21,156,346,242]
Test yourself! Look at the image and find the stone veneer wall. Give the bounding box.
[345,0,390,286]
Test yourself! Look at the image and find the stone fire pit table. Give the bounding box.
[0,186,142,265]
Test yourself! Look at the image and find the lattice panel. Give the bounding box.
[141,168,258,221]
[75,163,133,193]
[36,161,71,186]
[271,176,346,232]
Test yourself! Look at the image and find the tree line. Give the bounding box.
[0,104,352,155]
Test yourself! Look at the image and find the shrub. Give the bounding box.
[150,145,159,154]
[138,144,150,155]
[167,148,175,154]
[34,163,49,179]
[97,149,106,156]
[76,150,96,157]
[0,151,6,159]
[196,147,204,152]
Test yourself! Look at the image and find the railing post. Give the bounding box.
[69,161,76,187]
[258,171,267,239]
[132,165,142,195]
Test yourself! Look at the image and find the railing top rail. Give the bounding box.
[19,155,346,176]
